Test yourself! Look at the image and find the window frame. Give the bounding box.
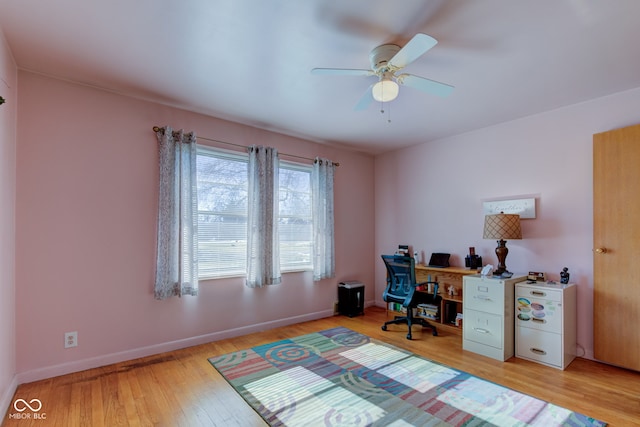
[196,145,313,280]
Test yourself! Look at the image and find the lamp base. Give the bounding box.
[493,239,510,275]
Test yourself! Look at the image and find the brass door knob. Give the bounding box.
[594,248,608,254]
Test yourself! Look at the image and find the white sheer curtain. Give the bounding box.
[154,126,199,299]
[246,145,281,287]
[312,158,335,281]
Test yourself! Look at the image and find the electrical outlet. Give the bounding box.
[64,331,78,348]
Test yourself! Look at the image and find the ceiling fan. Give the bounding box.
[311,33,454,110]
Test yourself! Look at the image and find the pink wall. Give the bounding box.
[375,87,640,360]
[15,72,375,381]
[9,43,640,388]
[0,25,17,416]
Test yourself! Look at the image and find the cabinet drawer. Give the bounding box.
[464,280,504,315]
[464,309,503,349]
[516,327,562,367]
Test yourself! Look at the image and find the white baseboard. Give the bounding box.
[16,309,334,385]
[0,375,18,421]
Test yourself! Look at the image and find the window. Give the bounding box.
[196,146,312,278]
[278,163,312,270]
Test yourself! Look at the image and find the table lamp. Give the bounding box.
[483,212,522,275]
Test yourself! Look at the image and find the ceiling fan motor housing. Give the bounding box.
[369,44,401,73]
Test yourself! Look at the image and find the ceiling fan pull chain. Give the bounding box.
[379,101,392,123]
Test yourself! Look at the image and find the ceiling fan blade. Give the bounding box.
[311,68,374,76]
[388,33,438,69]
[397,73,454,97]
[354,85,375,111]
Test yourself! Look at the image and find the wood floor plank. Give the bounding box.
[89,378,104,427]
[4,307,640,426]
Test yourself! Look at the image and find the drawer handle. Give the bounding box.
[531,318,546,324]
[473,328,491,334]
[474,295,492,302]
[530,348,547,355]
[531,291,546,297]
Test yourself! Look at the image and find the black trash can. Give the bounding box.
[338,281,365,317]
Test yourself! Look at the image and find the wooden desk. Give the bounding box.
[414,265,476,334]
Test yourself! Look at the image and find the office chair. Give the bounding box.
[381,254,441,340]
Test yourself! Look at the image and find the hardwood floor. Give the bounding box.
[4,307,640,426]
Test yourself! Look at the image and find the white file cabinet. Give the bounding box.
[515,281,576,369]
[463,274,525,361]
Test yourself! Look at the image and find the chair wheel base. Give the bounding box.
[406,333,412,340]
[381,325,387,331]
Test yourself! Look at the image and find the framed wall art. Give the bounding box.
[482,197,536,219]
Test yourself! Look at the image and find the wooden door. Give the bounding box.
[593,124,640,371]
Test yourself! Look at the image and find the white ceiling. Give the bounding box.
[2,0,640,154]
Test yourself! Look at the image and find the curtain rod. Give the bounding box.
[152,126,339,167]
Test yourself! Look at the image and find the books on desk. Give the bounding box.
[387,302,442,321]
[417,303,439,320]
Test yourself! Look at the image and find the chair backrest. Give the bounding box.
[381,255,417,303]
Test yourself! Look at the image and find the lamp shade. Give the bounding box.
[372,79,399,102]
[483,213,522,240]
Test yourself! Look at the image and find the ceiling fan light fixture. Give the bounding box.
[372,79,399,102]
